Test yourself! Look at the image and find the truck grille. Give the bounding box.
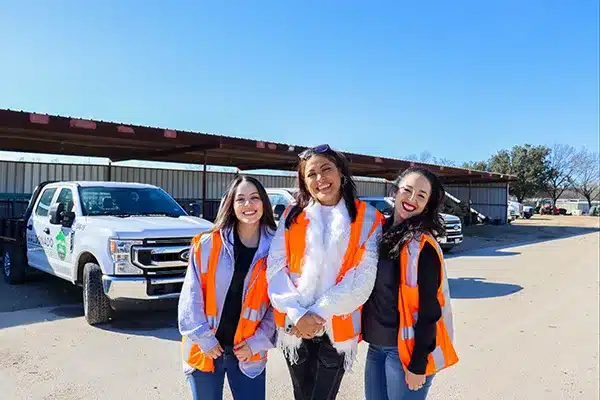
[444,222,462,235]
[131,237,193,270]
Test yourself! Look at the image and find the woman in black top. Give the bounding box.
[362,167,449,400]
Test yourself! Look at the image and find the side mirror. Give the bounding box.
[273,204,286,221]
[49,203,65,225]
[62,211,75,228]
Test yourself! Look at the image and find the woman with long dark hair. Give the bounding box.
[362,167,459,400]
[267,144,384,400]
[178,176,277,400]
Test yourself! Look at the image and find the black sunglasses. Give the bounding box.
[298,144,332,160]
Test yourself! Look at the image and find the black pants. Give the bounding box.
[285,335,346,400]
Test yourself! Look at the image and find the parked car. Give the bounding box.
[265,188,463,251]
[0,181,213,325]
[507,200,523,222]
[522,206,534,219]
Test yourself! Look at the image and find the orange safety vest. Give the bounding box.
[397,232,459,376]
[181,231,270,373]
[273,200,384,344]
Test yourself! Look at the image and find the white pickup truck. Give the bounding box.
[265,188,463,251]
[0,181,213,325]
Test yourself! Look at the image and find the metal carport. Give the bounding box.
[1,109,516,219]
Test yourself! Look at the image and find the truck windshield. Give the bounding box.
[79,187,186,217]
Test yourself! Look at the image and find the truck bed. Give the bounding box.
[0,217,26,244]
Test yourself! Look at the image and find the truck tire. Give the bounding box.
[83,262,112,325]
[2,245,27,284]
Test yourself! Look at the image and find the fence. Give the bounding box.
[0,160,509,222]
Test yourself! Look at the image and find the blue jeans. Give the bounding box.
[365,344,435,400]
[188,347,266,400]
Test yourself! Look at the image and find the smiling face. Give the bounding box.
[302,154,343,206]
[394,172,432,222]
[233,181,264,226]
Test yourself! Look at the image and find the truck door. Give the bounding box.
[46,188,76,279]
[27,186,58,273]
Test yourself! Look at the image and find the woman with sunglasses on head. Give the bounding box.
[362,167,459,400]
[267,144,384,400]
[178,176,277,400]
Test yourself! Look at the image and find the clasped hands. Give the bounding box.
[289,312,326,339]
[204,340,253,362]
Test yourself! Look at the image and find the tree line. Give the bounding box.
[407,145,599,207]
[462,144,599,207]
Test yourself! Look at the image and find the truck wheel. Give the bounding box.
[2,245,27,284]
[83,262,112,325]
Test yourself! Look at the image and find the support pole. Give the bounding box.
[468,180,472,225]
[202,151,208,218]
[107,161,112,182]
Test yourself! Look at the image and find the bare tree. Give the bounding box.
[572,148,600,208]
[418,151,437,164]
[438,158,456,167]
[546,144,577,207]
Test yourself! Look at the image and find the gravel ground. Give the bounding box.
[454,215,600,254]
[0,216,598,399]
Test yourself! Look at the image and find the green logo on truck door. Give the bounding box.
[56,231,67,260]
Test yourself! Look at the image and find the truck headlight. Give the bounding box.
[114,261,143,275]
[109,239,143,275]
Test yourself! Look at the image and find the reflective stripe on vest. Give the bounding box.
[182,231,270,373]
[397,233,459,375]
[273,200,384,344]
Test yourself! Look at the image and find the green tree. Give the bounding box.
[488,144,551,203]
[461,160,489,171]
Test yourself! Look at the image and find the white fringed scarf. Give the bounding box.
[277,199,359,370]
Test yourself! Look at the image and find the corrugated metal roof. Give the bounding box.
[0,108,516,184]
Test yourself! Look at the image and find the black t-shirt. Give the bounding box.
[215,230,258,347]
[362,222,442,374]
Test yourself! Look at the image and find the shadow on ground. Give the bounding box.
[446,247,521,258]
[0,270,84,329]
[449,277,523,299]
[0,270,180,339]
[96,301,180,341]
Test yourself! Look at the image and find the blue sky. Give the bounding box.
[0,1,598,167]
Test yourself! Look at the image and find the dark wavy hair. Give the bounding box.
[381,167,446,258]
[285,145,358,228]
[210,176,277,239]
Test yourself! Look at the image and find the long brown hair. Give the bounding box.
[381,167,446,258]
[211,176,277,237]
[285,145,358,228]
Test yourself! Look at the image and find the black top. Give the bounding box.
[362,222,442,375]
[215,230,258,347]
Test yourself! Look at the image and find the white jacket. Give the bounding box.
[178,226,276,378]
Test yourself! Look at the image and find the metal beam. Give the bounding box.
[354,169,401,179]
[110,144,219,162]
[237,162,297,171]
